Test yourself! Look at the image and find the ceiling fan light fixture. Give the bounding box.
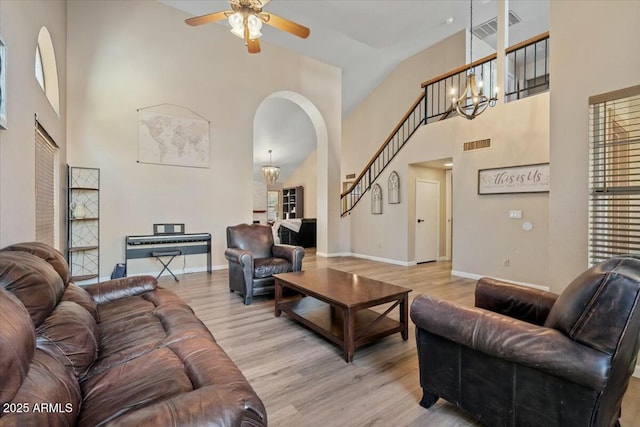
[185,0,310,54]
[229,12,245,38]
[247,14,263,39]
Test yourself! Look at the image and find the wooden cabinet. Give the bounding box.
[67,166,100,282]
[282,186,303,219]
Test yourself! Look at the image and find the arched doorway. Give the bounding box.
[253,91,331,254]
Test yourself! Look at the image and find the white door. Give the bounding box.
[415,180,440,263]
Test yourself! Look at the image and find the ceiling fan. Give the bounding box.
[185,0,310,54]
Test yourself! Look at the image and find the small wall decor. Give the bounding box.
[0,34,7,130]
[371,183,383,214]
[388,171,400,204]
[478,163,550,195]
[137,103,210,168]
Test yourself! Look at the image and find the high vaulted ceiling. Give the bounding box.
[161,0,548,117]
[160,0,548,183]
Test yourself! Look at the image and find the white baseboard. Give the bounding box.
[348,252,414,267]
[316,250,412,266]
[634,364,640,379]
[451,270,550,291]
[316,251,351,258]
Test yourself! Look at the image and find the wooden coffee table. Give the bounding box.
[274,268,412,362]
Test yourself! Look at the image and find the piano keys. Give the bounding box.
[125,232,212,276]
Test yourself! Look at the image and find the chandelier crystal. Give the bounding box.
[262,150,280,186]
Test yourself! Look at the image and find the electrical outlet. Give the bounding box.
[509,210,522,219]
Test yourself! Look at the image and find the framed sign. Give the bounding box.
[478,163,549,195]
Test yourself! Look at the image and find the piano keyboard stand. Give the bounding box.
[151,250,182,282]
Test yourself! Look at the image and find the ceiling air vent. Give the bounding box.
[464,138,491,151]
[472,11,522,39]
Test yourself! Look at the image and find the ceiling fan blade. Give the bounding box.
[247,38,261,54]
[263,12,310,39]
[185,11,230,27]
[243,25,261,54]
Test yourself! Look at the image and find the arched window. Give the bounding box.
[35,44,45,90]
[35,27,60,116]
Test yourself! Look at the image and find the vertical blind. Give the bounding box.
[35,123,58,247]
[589,86,640,265]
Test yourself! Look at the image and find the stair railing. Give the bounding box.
[341,93,426,216]
[341,32,549,217]
[422,54,498,123]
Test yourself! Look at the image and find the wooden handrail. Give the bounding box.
[421,53,496,88]
[505,31,549,55]
[420,31,550,89]
[341,31,551,214]
[340,92,425,198]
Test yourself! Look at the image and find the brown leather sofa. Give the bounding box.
[225,224,304,305]
[411,256,640,427]
[0,242,267,426]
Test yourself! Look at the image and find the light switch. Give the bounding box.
[509,210,522,219]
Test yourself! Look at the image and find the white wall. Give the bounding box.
[0,0,67,249]
[66,1,341,276]
[342,22,550,286]
[347,93,550,285]
[342,31,466,178]
[548,0,640,292]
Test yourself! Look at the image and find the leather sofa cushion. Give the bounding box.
[79,347,194,426]
[545,256,640,354]
[1,350,82,426]
[36,301,99,378]
[88,289,211,376]
[84,275,156,306]
[254,257,292,278]
[0,288,35,406]
[0,241,71,285]
[62,283,98,321]
[0,251,66,327]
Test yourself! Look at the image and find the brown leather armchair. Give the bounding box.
[225,223,304,304]
[410,256,640,427]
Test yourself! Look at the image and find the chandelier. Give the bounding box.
[262,150,280,185]
[450,0,498,120]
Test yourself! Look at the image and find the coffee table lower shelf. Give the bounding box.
[277,296,404,361]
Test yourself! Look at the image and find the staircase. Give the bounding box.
[341,93,426,216]
[340,32,549,217]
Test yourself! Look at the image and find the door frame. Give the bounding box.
[445,169,452,261]
[414,179,440,263]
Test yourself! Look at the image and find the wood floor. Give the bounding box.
[159,250,640,427]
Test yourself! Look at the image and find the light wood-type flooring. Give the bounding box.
[159,250,640,427]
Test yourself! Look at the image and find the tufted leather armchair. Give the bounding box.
[225,223,304,305]
[410,256,640,427]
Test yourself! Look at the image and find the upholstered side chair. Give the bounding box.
[410,255,640,427]
[225,223,304,305]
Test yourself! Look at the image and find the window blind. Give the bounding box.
[35,123,58,247]
[589,86,640,265]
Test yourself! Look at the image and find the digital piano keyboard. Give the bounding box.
[124,232,212,276]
